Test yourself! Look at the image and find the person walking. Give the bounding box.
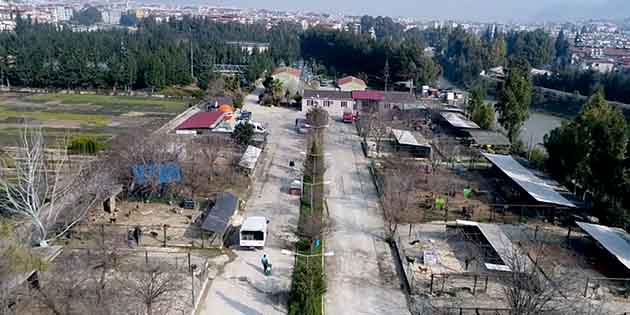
[261,254,270,274]
[133,226,143,246]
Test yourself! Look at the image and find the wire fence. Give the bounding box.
[57,223,223,249]
[3,247,210,315]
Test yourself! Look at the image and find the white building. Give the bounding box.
[302,90,354,118]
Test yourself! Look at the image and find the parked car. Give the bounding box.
[342,111,355,123]
[181,199,195,209]
[237,120,267,134]
[295,118,311,134]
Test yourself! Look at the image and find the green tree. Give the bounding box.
[232,122,255,146]
[73,6,102,25]
[471,103,495,130]
[545,91,629,225]
[496,61,532,144]
[575,92,628,202]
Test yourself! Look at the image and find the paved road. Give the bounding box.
[198,95,303,315]
[324,120,410,315]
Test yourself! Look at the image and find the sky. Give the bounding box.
[159,0,626,22]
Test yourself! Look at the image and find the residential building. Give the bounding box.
[226,41,270,54]
[582,60,615,73]
[302,90,354,117]
[337,76,367,91]
[272,67,301,97]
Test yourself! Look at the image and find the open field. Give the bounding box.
[0,93,188,146]
[23,93,187,111]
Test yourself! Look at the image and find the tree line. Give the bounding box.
[300,27,441,89]
[0,15,301,91]
[534,68,630,105]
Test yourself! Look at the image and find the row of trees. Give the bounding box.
[289,108,329,315]
[300,27,441,89]
[534,68,630,105]
[0,15,300,91]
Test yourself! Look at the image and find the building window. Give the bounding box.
[384,103,391,109]
[324,100,332,107]
[341,101,348,108]
[307,100,314,106]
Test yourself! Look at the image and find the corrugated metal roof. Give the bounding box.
[239,145,262,170]
[201,192,238,233]
[440,112,480,129]
[391,129,429,147]
[467,130,511,147]
[352,90,384,101]
[576,222,630,272]
[483,153,576,208]
[383,91,416,104]
[455,220,529,271]
[176,112,225,130]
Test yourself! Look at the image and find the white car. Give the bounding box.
[237,121,267,134]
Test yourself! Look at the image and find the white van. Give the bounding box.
[240,216,269,248]
[237,121,267,134]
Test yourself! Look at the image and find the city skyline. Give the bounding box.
[149,0,627,22]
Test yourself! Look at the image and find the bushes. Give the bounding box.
[67,136,105,154]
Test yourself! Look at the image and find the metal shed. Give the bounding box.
[201,192,239,242]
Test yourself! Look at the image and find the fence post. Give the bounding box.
[188,252,195,309]
[430,274,434,294]
[145,250,149,265]
[584,277,589,297]
[484,276,488,292]
[163,225,167,247]
[534,225,539,241]
[473,275,478,295]
[100,224,105,247]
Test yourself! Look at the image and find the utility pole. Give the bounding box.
[383,58,390,92]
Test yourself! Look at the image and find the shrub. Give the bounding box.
[67,136,104,154]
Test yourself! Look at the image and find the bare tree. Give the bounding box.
[359,110,389,156]
[380,159,420,239]
[120,264,185,315]
[108,129,184,195]
[0,127,113,246]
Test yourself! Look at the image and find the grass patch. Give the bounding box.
[0,127,112,147]
[23,94,187,110]
[0,110,111,126]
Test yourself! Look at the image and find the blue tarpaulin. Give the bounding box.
[131,163,182,186]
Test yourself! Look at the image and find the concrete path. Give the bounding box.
[198,96,303,315]
[324,120,410,315]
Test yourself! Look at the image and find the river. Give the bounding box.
[520,112,565,149]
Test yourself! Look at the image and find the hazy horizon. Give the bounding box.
[150,0,628,22]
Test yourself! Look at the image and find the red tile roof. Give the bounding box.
[272,67,301,78]
[352,90,384,101]
[176,112,225,130]
[338,76,366,87]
